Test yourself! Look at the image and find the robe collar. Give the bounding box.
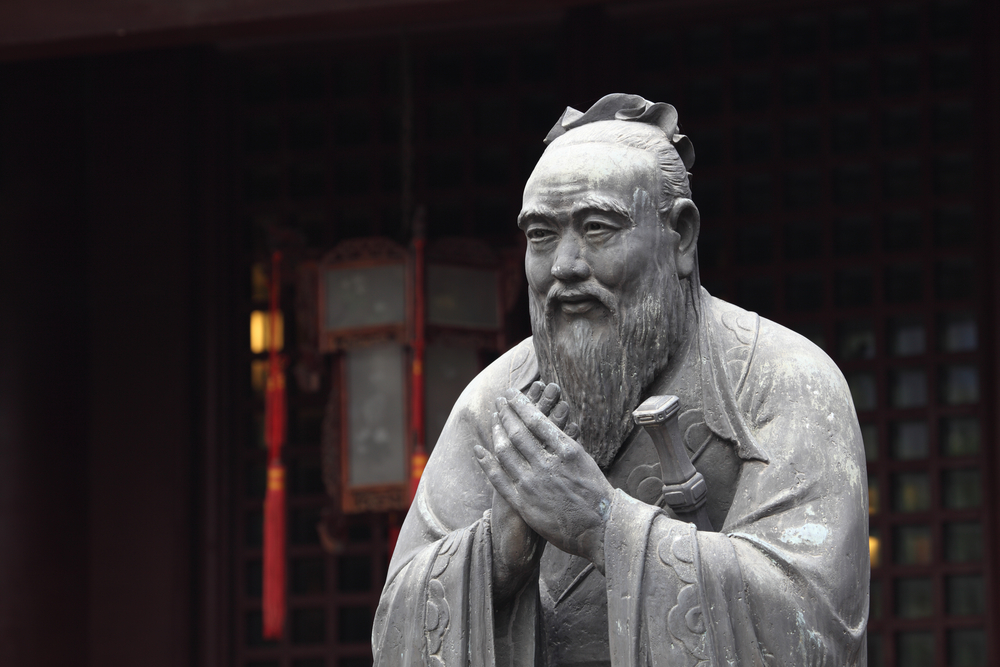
[692,286,768,463]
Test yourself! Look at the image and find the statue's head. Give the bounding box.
[519,94,700,468]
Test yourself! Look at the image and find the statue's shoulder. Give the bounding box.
[706,294,846,396]
[481,336,538,392]
[758,316,843,383]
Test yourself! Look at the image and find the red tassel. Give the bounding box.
[262,251,287,639]
[263,459,286,638]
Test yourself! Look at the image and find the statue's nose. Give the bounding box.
[551,236,591,281]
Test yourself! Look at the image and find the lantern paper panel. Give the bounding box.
[345,342,407,488]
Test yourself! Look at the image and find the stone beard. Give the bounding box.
[530,253,690,469]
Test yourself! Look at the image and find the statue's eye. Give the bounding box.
[584,220,615,235]
[526,228,553,241]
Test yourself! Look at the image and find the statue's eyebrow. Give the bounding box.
[517,205,558,229]
[571,195,634,226]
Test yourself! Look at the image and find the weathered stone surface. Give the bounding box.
[374,94,869,667]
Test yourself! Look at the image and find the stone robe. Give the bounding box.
[373,291,869,666]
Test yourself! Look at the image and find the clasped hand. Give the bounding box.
[475,383,615,574]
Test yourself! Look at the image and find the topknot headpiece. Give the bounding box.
[543,93,695,172]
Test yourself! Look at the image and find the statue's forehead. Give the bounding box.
[526,142,658,200]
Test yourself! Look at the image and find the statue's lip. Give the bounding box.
[557,292,593,302]
[555,292,601,313]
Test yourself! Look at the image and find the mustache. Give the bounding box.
[544,282,620,315]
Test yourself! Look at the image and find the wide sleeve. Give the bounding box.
[604,328,869,667]
[373,340,541,667]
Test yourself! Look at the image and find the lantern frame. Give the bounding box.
[317,235,519,513]
[318,237,413,513]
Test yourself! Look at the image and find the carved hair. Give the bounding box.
[547,121,692,215]
[542,94,696,216]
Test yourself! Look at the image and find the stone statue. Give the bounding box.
[373,94,869,666]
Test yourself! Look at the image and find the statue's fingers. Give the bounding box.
[474,445,520,506]
[493,416,532,480]
[564,422,581,440]
[525,381,545,404]
[535,382,561,416]
[550,400,570,430]
[504,389,565,451]
[497,398,546,467]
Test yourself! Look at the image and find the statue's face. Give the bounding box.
[519,140,686,467]
[519,141,675,321]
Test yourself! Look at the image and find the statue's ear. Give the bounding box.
[666,198,700,278]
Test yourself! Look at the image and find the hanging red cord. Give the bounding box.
[410,217,428,504]
[262,250,287,639]
[389,216,428,557]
